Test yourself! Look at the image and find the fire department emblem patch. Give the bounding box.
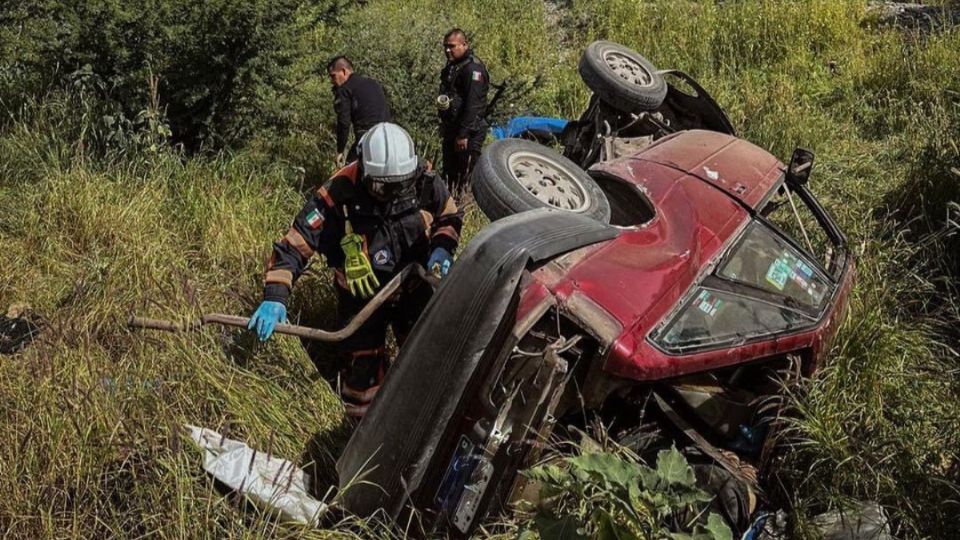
[373,248,391,266]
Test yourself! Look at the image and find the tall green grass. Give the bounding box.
[0,144,349,537]
[1,0,959,538]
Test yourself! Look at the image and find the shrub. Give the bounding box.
[0,0,341,151]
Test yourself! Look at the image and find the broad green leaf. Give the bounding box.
[704,513,734,540]
[627,481,645,513]
[676,487,714,506]
[535,514,589,540]
[518,529,540,540]
[526,464,570,486]
[656,447,696,487]
[567,453,644,490]
[637,467,660,491]
[635,489,673,518]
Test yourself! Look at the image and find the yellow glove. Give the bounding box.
[340,211,380,298]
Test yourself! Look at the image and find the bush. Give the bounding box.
[0,0,340,151]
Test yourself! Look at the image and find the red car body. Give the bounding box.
[517,129,855,382]
[338,128,855,537]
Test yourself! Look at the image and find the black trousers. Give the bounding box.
[334,275,432,416]
[441,127,485,193]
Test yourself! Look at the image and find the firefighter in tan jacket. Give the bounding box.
[249,123,463,416]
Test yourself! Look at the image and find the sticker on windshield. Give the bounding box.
[696,290,723,318]
[789,259,824,301]
[765,258,791,291]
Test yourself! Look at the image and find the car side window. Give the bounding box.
[654,288,815,353]
[760,184,840,278]
[717,222,830,309]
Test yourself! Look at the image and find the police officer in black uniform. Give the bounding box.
[438,28,489,192]
[328,56,392,167]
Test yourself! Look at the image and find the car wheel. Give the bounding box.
[578,41,667,113]
[472,138,611,223]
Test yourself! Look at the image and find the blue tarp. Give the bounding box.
[490,116,569,140]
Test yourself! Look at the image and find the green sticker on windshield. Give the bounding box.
[696,290,724,317]
[765,258,791,290]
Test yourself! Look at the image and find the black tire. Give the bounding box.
[472,139,611,223]
[578,41,667,113]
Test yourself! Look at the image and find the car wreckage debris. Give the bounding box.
[186,425,330,526]
[1,304,40,355]
[653,392,759,490]
[150,39,859,537]
[329,38,858,537]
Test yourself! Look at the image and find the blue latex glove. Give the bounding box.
[247,301,287,342]
[427,247,453,277]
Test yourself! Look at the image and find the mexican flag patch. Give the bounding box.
[305,209,323,229]
[471,70,483,82]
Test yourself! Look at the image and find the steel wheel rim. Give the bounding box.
[603,50,653,87]
[507,151,590,212]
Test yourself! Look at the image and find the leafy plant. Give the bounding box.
[520,447,732,540]
[0,0,340,151]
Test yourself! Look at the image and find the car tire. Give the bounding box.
[578,41,667,113]
[472,138,611,223]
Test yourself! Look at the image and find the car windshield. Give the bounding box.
[717,221,830,309]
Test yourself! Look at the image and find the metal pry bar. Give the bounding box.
[129,264,439,342]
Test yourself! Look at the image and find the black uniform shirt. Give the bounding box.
[333,74,392,153]
[263,162,463,304]
[438,52,489,139]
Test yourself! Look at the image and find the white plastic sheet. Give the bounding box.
[187,425,328,526]
[813,501,892,540]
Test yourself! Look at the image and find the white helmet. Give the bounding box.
[359,122,418,183]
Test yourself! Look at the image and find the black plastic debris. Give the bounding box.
[0,315,40,354]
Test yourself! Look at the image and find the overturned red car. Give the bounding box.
[336,41,855,537]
